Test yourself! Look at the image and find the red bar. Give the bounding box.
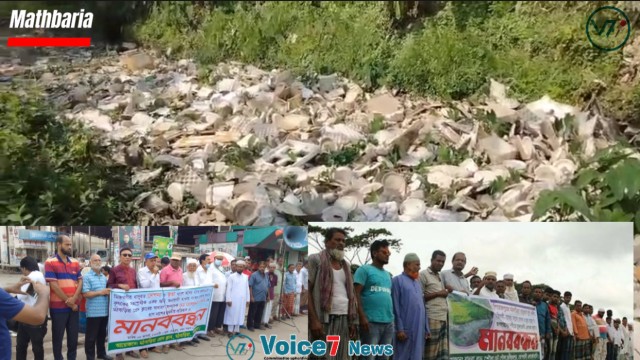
[6,37,91,47]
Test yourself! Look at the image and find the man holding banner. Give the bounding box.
[419,250,451,360]
[136,252,165,355]
[208,253,227,336]
[532,286,552,360]
[82,254,112,360]
[107,248,141,360]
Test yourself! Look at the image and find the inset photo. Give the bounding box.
[308,222,633,360]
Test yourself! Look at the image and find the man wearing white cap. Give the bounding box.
[473,272,500,299]
[224,259,250,337]
[503,274,519,302]
[183,258,200,287]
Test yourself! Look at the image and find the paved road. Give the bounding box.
[3,272,308,359]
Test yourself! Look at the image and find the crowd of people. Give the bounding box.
[0,234,309,360]
[308,228,633,360]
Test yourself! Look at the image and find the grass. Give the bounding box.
[133,1,637,123]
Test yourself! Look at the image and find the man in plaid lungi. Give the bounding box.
[419,250,451,360]
[572,300,592,360]
[283,264,297,318]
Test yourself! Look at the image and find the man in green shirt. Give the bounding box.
[354,240,394,360]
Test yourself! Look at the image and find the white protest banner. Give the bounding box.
[107,285,214,354]
[448,292,542,360]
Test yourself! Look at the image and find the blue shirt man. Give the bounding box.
[284,269,297,295]
[81,254,112,360]
[354,240,395,360]
[247,262,270,331]
[249,268,270,302]
[0,289,25,360]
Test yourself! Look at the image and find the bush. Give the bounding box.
[134,1,630,115]
[0,91,142,225]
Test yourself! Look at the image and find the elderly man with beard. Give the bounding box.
[503,274,519,302]
[354,240,394,360]
[420,250,451,360]
[308,228,358,360]
[224,260,250,337]
[183,258,200,287]
[392,253,430,360]
[440,252,477,295]
[82,254,113,360]
[474,272,500,298]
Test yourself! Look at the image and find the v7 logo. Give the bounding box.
[590,19,618,37]
[229,343,249,355]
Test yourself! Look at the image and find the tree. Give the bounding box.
[308,225,402,265]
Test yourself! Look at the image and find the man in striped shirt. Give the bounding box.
[82,254,112,360]
[45,235,83,360]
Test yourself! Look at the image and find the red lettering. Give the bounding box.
[326,335,340,357]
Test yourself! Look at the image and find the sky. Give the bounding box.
[309,222,634,320]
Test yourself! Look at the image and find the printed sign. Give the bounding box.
[447,292,542,360]
[107,286,214,354]
[151,236,174,258]
[117,226,143,259]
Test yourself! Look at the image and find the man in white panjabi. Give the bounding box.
[503,273,519,302]
[224,260,250,336]
[473,271,500,299]
[183,258,200,287]
[261,262,277,328]
[294,262,303,315]
[208,254,227,336]
[196,254,212,287]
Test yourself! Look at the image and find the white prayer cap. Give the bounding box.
[503,273,514,280]
[485,271,497,277]
[187,258,198,265]
[236,260,246,266]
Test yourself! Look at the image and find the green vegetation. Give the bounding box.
[135,1,637,122]
[532,146,640,233]
[0,91,145,225]
[450,297,493,324]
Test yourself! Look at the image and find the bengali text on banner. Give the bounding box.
[107,285,214,354]
[447,292,542,360]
